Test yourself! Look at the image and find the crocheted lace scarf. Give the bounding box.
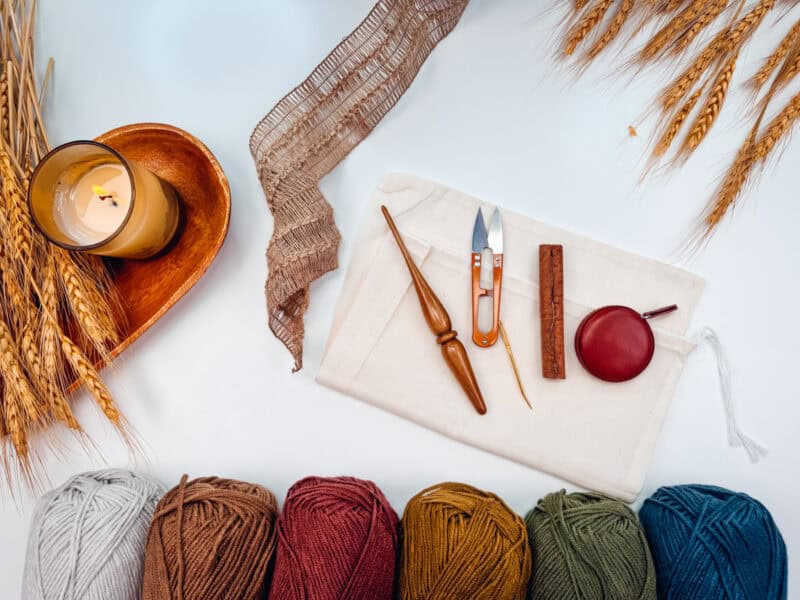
[250,0,468,370]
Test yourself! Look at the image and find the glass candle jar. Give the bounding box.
[28,141,181,259]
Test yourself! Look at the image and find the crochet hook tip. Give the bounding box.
[498,320,532,410]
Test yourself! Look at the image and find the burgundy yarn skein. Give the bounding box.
[269,476,399,600]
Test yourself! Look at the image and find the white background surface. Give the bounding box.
[2,0,797,594]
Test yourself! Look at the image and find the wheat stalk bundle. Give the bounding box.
[0,0,127,492]
[560,0,800,242]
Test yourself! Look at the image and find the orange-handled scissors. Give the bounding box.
[471,208,503,347]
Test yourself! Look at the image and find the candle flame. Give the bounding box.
[92,184,110,197]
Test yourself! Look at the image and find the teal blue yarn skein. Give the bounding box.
[640,484,787,600]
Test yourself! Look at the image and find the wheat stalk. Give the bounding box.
[3,382,27,458]
[58,332,120,426]
[753,49,800,103]
[752,89,800,164]
[748,18,800,90]
[726,0,774,49]
[39,251,60,379]
[0,69,7,154]
[0,388,38,487]
[700,33,800,241]
[565,0,614,56]
[20,326,79,431]
[682,52,738,154]
[0,319,39,422]
[588,0,635,58]
[62,250,122,345]
[640,0,707,61]
[674,0,729,54]
[701,133,757,237]
[574,0,591,12]
[55,249,115,348]
[662,30,728,109]
[659,0,689,12]
[0,0,128,492]
[560,0,792,241]
[0,151,33,280]
[653,88,704,157]
[1,263,29,328]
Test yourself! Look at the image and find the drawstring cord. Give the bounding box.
[692,327,767,463]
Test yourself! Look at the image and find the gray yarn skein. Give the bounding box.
[22,469,164,600]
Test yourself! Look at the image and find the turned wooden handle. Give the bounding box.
[381,206,486,415]
[440,337,487,415]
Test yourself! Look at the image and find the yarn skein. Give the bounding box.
[525,490,656,600]
[399,482,531,600]
[269,476,399,600]
[640,484,787,600]
[21,469,164,600]
[142,475,278,600]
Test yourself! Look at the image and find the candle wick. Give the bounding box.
[98,193,118,207]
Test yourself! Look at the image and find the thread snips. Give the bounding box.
[471,208,503,347]
[471,207,531,408]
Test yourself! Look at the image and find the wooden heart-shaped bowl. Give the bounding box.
[91,122,230,366]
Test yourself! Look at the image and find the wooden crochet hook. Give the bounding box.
[381,206,487,415]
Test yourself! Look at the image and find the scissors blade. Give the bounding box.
[487,208,503,254]
[471,209,488,253]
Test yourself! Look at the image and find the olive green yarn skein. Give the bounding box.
[525,491,656,600]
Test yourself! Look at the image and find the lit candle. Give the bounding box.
[55,165,130,244]
[29,141,181,259]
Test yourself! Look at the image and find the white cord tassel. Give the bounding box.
[692,327,767,463]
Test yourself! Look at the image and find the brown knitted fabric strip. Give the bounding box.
[250,0,469,371]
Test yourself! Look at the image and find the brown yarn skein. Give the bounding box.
[142,475,278,600]
[399,482,532,600]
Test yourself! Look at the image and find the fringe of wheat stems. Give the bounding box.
[0,0,128,492]
[562,0,800,241]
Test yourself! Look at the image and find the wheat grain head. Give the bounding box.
[748,18,800,90]
[0,318,41,422]
[640,0,706,61]
[682,53,738,154]
[565,0,614,56]
[658,0,689,13]
[39,251,61,379]
[698,128,758,246]
[58,332,119,425]
[674,0,729,54]
[65,251,123,345]
[653,88,704,158]
[588,0,635,58]
[662,30,727,109]
[727,0,774,49]
[20,325,79,431]
[753,89,800,164]
[54,249,118,351]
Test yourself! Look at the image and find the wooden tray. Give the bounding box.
[92,122,231,365]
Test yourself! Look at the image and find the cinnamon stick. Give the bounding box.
[539,245,565,379]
